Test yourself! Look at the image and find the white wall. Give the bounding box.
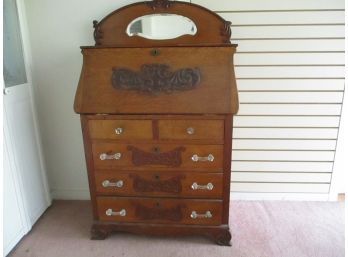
[24,0,345,200]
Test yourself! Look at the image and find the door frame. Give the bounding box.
[3,0,52,223]
[16,0,51,207]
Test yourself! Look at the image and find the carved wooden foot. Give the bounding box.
[91,224,109,240]
[90,222,231,246]
[210,229,232,246]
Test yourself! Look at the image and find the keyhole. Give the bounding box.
[151,49,160,56]
[153,147,160,153]
[156,202,160,207]
[154,174,160,180]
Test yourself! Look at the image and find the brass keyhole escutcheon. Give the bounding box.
[153,147,160,153]
[151,49,160,56]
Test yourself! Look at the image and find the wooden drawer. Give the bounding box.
[158,120,224,141]
[95,171,223,198]
[92,143,223,171]
[97,197,222,225]
[88,120,152,140]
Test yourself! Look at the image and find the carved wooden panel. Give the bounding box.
[135,203,183,221]
[127,145,185,167]
[112,64,201,95]
[131,174,183,193]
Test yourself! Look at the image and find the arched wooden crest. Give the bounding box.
[91,0,232,46]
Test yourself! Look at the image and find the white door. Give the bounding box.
[3,0,51,255]
[3,120,30,255]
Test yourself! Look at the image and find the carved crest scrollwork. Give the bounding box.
[112,64,201,95]
[220,21,232,43]
[147,0,172,10]
[93,20,103,45]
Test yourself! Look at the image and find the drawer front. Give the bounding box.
[92,143,223,171]
[97,197,222,225]
[95,171,223,198]
[158,120,224,141]
[88,120,153,140]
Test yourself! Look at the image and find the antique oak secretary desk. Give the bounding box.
[74,0,239,246]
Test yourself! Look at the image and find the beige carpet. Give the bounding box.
[9,200,344,257]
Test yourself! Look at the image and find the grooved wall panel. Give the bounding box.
[236,79,344,91]
[234,116,340,127]
[232,39,345,52]
[235,53,344,65]
[233,140,337,150]
[235,66,344,78]
[238,104,342,115]
[220,11,345,25]
[230,183,330,193]
[231,25,344,39]
[239,92,343,103]
[192,0,345,198]
[232,161,333,172]
[233,128,338,139]
[232,151,335,161]
[192,0,344,11]
[232,172,331,183]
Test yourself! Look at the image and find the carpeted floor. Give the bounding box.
[9,200,344,257]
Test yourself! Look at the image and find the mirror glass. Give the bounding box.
[126,14,197,40]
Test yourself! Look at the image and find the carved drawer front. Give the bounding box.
[97,197,223,225]
[92,143,223,171]
[158,119,224,141]
[88,120,152,140]
[95,171,223,198]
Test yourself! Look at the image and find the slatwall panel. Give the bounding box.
[192,0,345,199]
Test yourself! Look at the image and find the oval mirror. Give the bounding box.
[126,14,197,40]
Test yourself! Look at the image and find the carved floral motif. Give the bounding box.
[112,64,201,95]
[131,174,183,193]
[135,204,183,221]
[127,146,185,167]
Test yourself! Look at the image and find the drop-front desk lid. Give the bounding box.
[74,45,238,115]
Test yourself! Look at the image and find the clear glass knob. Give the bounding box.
[115,127,123,135]
[186,127,195,135]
